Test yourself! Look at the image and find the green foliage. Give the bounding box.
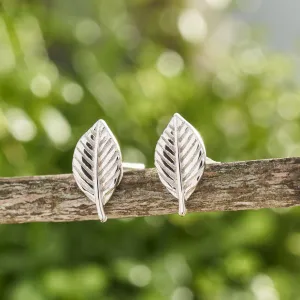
[0,0,300,299]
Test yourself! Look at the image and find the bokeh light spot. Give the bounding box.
[178,9,207,44]
[40,107,71,146]
[248,98,276,128]
[213,71,244,99]
[75,19,101,45]
[156,50,184,78]
[5,108,37,142]
[239,47,264,74]
[115,25,141,49]
[277,92,300,120]
[251,274,279,300]
[172,287,194,300]
[87,72,125,114]
[164,254,192,284]
[206,0,232,10]
[215,107,248,138]
[30,75,51,98]
[62,83,84,104]
[128,265,152,287]
[137,69,166,98]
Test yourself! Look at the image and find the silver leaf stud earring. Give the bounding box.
[72,120,123,222]
[155,113,206,216]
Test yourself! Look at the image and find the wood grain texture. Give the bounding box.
[0,157,299,224]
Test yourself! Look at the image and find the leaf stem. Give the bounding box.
[94,121,107,222]
[174,114,187,216]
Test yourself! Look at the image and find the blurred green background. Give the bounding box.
[1,0,300,299]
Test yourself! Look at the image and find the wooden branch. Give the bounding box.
[0,157,299,224]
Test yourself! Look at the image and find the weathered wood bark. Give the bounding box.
[0,157,299,224]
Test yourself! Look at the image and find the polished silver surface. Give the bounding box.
[72,120,123,222]
[155,113,206,216]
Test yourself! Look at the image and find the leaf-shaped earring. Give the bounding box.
[72,120,123,222]
[155,113,206,216]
